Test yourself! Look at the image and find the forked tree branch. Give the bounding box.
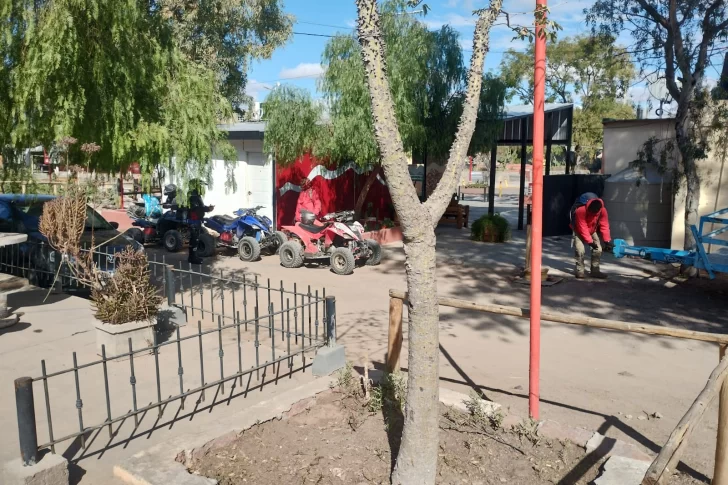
[356,0,424,235]
[424,0,503,222]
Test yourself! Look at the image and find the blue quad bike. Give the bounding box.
[203,206,287,262]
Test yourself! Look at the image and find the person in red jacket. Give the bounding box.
[569,193,614,279]
[295,178,322,223]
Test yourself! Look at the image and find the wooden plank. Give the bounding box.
[715,344,728,485]
[388,290,728,345]
[642,355,728,484]
[387,297,403,373]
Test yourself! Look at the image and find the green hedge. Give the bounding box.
[471,213,510,243]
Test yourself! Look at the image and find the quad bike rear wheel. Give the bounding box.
[163,230,183,252]
[238,236,261,262]
[197,232,216,258]
[279,241,304,268]
[273,231,288,254]
[330,247,355,275]
[365,239,382,266]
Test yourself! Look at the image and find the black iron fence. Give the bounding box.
[4,240,333,466]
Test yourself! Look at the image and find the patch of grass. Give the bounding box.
[513,418,542,446]
[334,362,360,398]
[463,391,504,430]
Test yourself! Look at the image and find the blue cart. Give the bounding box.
[613,208,728,279]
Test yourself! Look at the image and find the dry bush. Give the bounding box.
[38,188,86,254]
[92,248,162,324]
[40,190,161,324]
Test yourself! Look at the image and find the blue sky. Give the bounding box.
[246,0,726,115]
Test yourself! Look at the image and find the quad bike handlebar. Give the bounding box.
[321,210,355,223]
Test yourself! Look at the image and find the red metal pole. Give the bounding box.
[529,0,547,420]
[469,156,473,182]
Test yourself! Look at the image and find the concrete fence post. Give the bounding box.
[14,377,38,466]
[312,295,345,376]
[325,296,336,347]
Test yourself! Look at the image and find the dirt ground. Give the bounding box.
[188,386,600,485]
[187,382,705,485]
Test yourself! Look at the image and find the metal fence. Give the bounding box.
[5,240,333,466]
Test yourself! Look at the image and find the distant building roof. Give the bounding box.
[497,103,574,145]
[217,121,266,140]
[602,118,675,126]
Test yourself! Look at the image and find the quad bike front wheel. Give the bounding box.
[279,241,304,268]
[238,236,261,262]
[125,228,145,244]
[330,247,355,275]
[163,230,183,252]
[365,239,382,266]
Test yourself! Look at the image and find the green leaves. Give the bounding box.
[1,0,291,193]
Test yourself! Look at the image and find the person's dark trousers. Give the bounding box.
[188,223,202,264]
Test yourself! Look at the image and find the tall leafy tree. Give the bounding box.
[264,0,505,216]
[354,0,502,482]
[500,34,636,165]
[587,0,728,250]
[0,0,291,193]
[158,0,293,109]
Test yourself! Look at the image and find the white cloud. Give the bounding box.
[278,63,326,80]
[246,79,273,101]
[345,19,357,28]
[459,38,473,50]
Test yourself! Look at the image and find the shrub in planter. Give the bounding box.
[471,213,511,243]
[92,248,162,324]
[91,249,163,355]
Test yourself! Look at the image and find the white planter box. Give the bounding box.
[93,319,156,357]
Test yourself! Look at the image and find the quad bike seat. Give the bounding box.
[212,214,236,225]
[299,223,329,234]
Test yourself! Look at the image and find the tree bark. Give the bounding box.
[674,104,701,251]
[355,165,382,219]
[355,1,502,483]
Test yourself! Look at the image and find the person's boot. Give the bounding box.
[575,270,586,279]
[590,267,608,279]
[188,248,203,265]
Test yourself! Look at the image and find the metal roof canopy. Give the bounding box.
[487,103,574,230]
[497,103,573,146]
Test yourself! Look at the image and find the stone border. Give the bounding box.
[113,376,335,485]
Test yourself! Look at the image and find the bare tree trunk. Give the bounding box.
[355,165,382,218]
[355,1,502,483]
[675,108,701,250]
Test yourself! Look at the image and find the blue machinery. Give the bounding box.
[613,208,728,279]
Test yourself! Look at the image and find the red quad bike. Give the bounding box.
[278,210,375,275]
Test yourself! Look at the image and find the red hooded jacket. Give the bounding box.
[295,187,322,222]
[570,198,611,244]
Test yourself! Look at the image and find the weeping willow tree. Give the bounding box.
[263,0,505,216]
[0,0,292,196]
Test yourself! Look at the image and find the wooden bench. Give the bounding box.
[438,195,469,229]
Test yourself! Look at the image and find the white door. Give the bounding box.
[246,152,274,222]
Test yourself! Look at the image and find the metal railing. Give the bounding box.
[5,241,333,466]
